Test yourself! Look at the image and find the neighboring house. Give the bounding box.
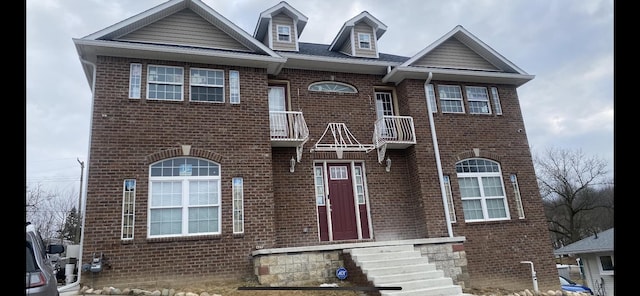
[554,228,614,296]
[73,0,560,292]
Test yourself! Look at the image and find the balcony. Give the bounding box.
[270,111,309,161]
[373,115,416,162]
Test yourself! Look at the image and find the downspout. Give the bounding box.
[423,72,454,237]
[58,58,95,293]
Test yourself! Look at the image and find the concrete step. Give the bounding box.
[350,250,422,262]
[347,244,415,255]
[377,277,454,291]
[362,263,437,276]
[357,257,430,269]
[345,245,465,296]
[370,270,445,284]
[380,284,464,296]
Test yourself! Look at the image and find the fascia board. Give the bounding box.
[382,66,534,87]
[74,39,287,85]
[279,52,400,74]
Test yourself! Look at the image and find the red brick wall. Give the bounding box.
[83,57,557,291]
[84,56,276,286]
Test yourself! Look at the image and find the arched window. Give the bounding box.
[455,158,509,222]
[148,157,221,237]
[308,81,357,93]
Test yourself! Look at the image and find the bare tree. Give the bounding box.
[26,183,78,244]
[533,147,613,247]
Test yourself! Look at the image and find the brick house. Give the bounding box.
[73,0,559,293]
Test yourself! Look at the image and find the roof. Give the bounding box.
[554,228,614,256]
[74,0,533,88]
[329,11,387,52]
[382,25,534,86]
[254,1,308,40]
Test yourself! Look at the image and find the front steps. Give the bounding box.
[344,245,469,296]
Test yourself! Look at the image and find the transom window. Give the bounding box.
[147,65,184,101]
[358,33,371,49]
[277,25,291,42]
[465,86,491,114]
[308,81,357,93]
[456,158,509,222]
[190,68,224,102]
[438,85,464,113]
[148,157,221,237]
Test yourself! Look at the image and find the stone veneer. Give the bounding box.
[252,238,469,288]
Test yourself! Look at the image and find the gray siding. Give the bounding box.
[270,13,297,51]
[411,38,499,71]
[353,22,377,58]
[118,9,249,51]
[339,33,353,56]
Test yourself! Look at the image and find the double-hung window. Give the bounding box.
[148,157,221,237]
[147,65,183,101]
[358,33,371,49]
[190,68,224,102]
[456,158,509,222]
[277,25,291,42]
[438,85,464,113]
[465,86,491,114]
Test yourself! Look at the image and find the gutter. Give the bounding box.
[423,72,454,237]
[58,58,95,294]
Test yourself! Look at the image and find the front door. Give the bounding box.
[327,163,358,240]
[316,162,371,241]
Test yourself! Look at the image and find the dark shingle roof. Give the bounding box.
[554,228,614,256]
[293,42,410,63]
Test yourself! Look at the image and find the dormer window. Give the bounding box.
[277,25,291,42]
[309,81,358,93]
[358,33,371,49]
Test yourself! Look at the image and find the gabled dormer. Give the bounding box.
[329,11,387,59]
[383,25,534,86]
[254,1,308,52]
[73,0,286,87]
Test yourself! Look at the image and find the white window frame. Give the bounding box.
[598,255,614,275]
[443,175,456,223]
[426,84,437,113]
[465,86,492,114]
[308,81,358,93]
[490,87,503,115]
[358,33,371,49]
[129,63,142,99]
[354,166,365,204]
[147,65,184,101]
[456,158,510,222]
[190,68,225,103]
[277,25,291,42]
[509,174,525,219]
[229,70,240,104]
[121,179,136,240]
[148,157,221,238]
[232,177,244,234]
[438,85,465,113]
[314,166,325,205]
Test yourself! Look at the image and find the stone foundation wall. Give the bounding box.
[252,241,469,288]
[415,242,469,288]
[253,251,344,286]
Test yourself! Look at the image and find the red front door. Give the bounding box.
[327,163,358,240]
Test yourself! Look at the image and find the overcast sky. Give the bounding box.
[26,0,614,197]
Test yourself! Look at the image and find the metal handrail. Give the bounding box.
[270,111,309,141]
[373,115,416,146]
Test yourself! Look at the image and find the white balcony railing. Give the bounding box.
[373,115,416,162]
[373,115,416,145]
[270,111,308,141]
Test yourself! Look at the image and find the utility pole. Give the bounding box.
[76,158,84,244]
